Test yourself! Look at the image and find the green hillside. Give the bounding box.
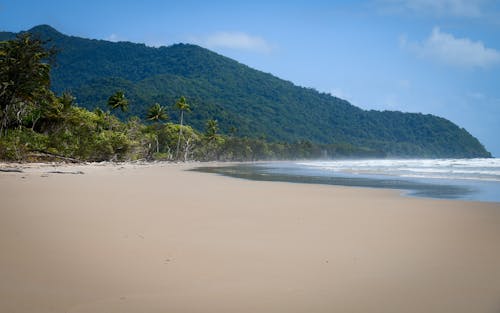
[0,25,491,158]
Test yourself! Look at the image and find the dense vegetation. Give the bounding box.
[0,33,383,162]
[0,25,491,160]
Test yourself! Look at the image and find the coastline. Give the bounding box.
[1,162,500,313]
[192,160,500,203]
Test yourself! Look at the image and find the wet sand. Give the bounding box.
[1,162,500,313]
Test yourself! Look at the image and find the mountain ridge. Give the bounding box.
[0,25,491,158]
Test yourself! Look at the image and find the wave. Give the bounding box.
[296,158,500,182]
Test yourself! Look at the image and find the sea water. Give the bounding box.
[269,159,500,202]
[297,158,500,182]
[196,158,500,202]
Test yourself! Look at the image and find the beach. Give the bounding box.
[1,162,500,313]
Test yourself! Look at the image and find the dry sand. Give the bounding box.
[1,162,500,313]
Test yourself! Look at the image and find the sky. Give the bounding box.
[1,0,500,156]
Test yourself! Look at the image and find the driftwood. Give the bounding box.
[27,152,82,163]
[0,168,23,173]
[47,170,84,175]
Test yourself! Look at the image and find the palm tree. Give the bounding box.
[147,103,168,122]
[175,96,190,160]
[105,91,128,130]
[205,119,222,160]
[147,103,168,154]
[107,91,129,113]
[205,119,219,142]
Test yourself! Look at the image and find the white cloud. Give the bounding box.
[106,33,121,42]
[401,27,500,68]
[144,40,167,48]
[378,0,487,17]
[105,34,167,47]
[191,32,273,53]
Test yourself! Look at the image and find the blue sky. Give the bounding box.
[1,0,500,156]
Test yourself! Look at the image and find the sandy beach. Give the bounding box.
[1,162,500,313]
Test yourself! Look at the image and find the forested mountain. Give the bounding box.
[0,25,491,158]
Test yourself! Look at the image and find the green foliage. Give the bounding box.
[205,119,219,141]
[0,26,492,159]
[199,119,224,160]
[92,130,131,161]
[175,96,191,115]
[107,90,129,112]
[0,33,54,133]
[5,25,487,158]
[157,123,200,161]
[147,103,168,122]
[0,128,48,160]
[43,106,136,161]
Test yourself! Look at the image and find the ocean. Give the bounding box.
[195,158,500,202]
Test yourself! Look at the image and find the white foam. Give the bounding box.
[296,158,500,182]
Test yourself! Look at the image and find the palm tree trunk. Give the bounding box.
[155,135,159,154]
[175,111,184,160]
[183,137,191,162]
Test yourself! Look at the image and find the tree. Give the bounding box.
[205,119,219,142]
[147,103,168,154]
[174,96,190,160]
[0,33,55,135]
[147,103,168,122]
[203,119,224,160]
[34,91,75,133]
[107,91,129,112]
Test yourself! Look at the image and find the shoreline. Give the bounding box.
[1,162,500,313]
[2,159,500,203]
[3,159,500,203]
[192,161,500,203]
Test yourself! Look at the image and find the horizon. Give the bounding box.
[1,0,499,156]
